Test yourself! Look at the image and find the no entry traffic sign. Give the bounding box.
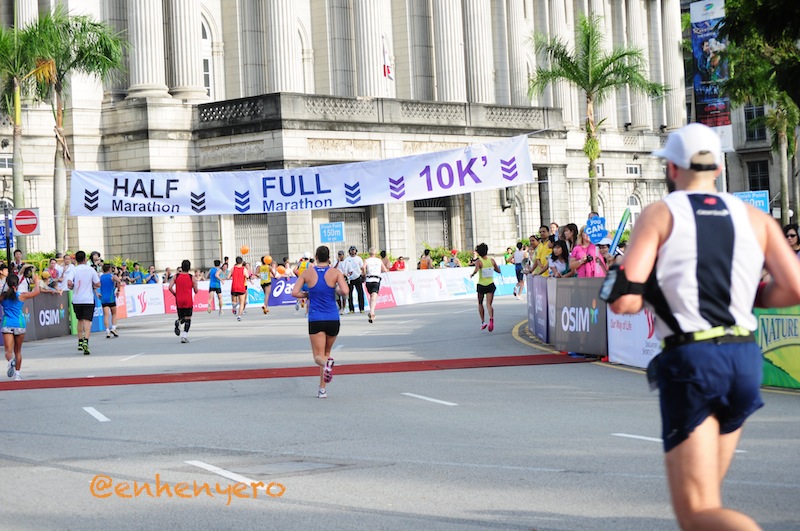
[12,208,40,236]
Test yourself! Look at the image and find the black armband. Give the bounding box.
[598,264,646,303]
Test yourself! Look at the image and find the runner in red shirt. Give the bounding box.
[230,256,250,322]
[169,259,198,343]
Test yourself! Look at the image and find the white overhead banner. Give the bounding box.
[70,135,533,217]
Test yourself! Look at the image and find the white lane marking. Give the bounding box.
[121,353,144,362]
[398,319,416,324]
[612,433,746,453]
[83,407,110,422]
[186,460,258,485]
[402,392,458,406]
[453,309,473,314]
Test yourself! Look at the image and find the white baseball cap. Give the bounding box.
[652,123,722,171]
[598,237,612,246]
[303,251,312,259]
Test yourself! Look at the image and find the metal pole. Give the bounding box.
[4,205,10,263]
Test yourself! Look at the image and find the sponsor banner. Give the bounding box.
[71,136,534,217]
[690,0,733,150]
[91,294,105,333]
[607,307,661,368]
[162,284,212,314]
[24,293,70,341]
[532,275,549,343]
[269,277,299,306]
[124,285,166,317]
[115,285,128,319]
[553,278,607,356]
[754,307,800,389]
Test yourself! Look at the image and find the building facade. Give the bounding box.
[0,0,686,267]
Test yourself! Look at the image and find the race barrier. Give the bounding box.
[526,276,800,390]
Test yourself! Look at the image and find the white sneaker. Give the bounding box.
[181,336,188,343]
[14,371,23,381]
[110,329,119,338]
[237,315,242,322]
[317,388,327,399]
[106,330,111,338]
[7,358,15,378]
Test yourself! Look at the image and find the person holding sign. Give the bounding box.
[569,226,605,278]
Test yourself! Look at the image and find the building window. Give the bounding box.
[0,155,11,169]
[595,163,604,177]
[201,19,214,99]
[625,164,641,176]
[627,195,642,226]
[744,105,767,141]
[747,160,770,195]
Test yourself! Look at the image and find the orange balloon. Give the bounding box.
[265,255,273,265]
[240,245,250,255]
[277,265,286,275]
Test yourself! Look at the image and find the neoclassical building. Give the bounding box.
[0,0,685,267]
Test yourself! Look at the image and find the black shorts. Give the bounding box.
[365,280,381,294]
[260,282,271,292]
[656,340,764,453]
[308,320,340,336]
[73,303,95,322]
[231,291,246,297]
[209,287,221,294]
[101,302,116,309]
[177,307,193,320]
[515,264,524,282]
[476,283,496,295]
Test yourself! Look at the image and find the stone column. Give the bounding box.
[102,0,129,102]
[265,0,300,93]
[549,0,575,125]
[626,0,651,129]
[15,0,37,28]
[649,0,666,129]
[506,0,528,106]
[166,0,207,100]
[126,0,170,99]
[661,0,685,129]
[591,0,617,129]
[613,0,631,127]
[329,0,355,97]
[463,0,495,104]
[352,0,384,97]
[432,0,467,102]
[242,0,266,96]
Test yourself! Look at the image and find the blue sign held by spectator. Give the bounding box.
[585,217,607,244]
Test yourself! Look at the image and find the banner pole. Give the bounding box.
[609,208,631,256]
[3,205,10,263]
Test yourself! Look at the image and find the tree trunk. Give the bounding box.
[11,79,26,256]
[780,130,789,225]
[54,134,67,253]
[585,96,599,213]
[792,139,799,224]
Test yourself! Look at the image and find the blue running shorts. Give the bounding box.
[656,340,764,453]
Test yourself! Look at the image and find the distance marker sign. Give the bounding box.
[12,208,40,236]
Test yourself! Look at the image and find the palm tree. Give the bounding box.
[529,14,666,212]
[27,5,125,253]
[0,18,49,255]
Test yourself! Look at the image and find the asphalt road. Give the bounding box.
[0,297,797,530]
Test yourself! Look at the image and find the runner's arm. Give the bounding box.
[290,273,307,298]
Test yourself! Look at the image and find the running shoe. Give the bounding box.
[7,358,15,378]
[14,372,22,381]
[237,315,242,322]
[78,340,84,352]
[181,336,188,343]
[323,357,335,383]
[481,322,487,330]
[218,309,223,316]
[207,307,212,314]
[317,388,327,399]
[262,306,267,314]
[110,329,119,338]
[83,342,91,356]
[174,319,181,336]
[488,319,494,332]
[106,331,111,339]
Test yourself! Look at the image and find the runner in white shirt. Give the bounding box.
[333,250,349,314]
[363,247,388,323]
[68,251,101,355]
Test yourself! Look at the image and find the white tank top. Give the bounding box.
[648,191,763,339]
